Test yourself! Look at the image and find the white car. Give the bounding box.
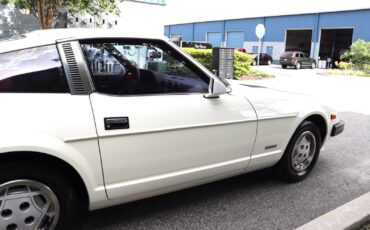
[0,29,344,230]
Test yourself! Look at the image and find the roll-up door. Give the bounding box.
[227,31,244,48]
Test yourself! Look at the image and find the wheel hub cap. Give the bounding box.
[291,131,316,173]
[0,180,60,230]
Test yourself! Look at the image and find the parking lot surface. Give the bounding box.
[77,66,370,230]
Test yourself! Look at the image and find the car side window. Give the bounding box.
[295,53,300,58]
[0,45,69,93]
[80,39,209,96]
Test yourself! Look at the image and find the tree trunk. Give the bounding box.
[36,0,46,29]
[36,0,61,29]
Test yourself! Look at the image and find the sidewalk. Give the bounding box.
[297,192,370,230]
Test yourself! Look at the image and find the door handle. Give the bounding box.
[104,117,129,130]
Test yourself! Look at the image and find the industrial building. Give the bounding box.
[164,8,370,63]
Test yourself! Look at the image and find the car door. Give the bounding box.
[303,53,311,66]
[79,39,258,200]
[261,54,267,65]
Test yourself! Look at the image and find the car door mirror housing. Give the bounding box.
[204,78,227,98]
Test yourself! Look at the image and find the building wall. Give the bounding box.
[318,10,370,41]
[194,21,224,41]
[0,4,39,39]
[165,9,370,62]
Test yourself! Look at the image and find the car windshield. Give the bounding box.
[281,52,294,58]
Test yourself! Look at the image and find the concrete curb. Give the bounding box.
[296,192,370,230]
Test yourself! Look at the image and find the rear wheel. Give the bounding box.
[295,62,301,70]
[274,121,322,182]
[282,65,287,69]
[0,162,81,230]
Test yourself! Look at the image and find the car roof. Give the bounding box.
[0,28,166,53]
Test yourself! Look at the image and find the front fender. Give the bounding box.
[0,131,107,210]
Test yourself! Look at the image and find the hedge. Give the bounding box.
[341,39,370,70]
[182,48,254,79]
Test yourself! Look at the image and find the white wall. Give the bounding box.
[68,1,166,36]
[0,4,39,39]
[116,1,166,36]
[244,41,285,61]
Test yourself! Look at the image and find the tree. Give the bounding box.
[341,39,370,70]
[0,0,124,29]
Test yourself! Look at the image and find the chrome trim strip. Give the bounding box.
[99,119,256,139]
[64,135,97,143]
[105,156,250,190]
[258,113,297,121]
[64,119,254,142]
[250,150,282,159]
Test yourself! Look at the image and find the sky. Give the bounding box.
[164,0,370,25]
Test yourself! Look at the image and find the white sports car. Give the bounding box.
[0,29,344,229]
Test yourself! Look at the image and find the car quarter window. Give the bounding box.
[79,39,209,95]
[0,45,69,93]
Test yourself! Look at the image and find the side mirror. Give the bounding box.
[149,51,162,59]
[204,78,227,98]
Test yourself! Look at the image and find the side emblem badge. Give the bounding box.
[265,144,278,150]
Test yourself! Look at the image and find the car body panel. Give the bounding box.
[89,92,257,200]
[252,53,273,65]
[279,51,315,68]
[228,82,337,170]
[0,94,107,208]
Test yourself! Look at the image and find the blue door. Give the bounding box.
[266,46,273,56]
[227,31,244,48]
[207,32,222,47]
[252,46,258,53]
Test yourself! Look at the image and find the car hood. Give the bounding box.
[227,81,333,120]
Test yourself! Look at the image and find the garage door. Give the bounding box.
[207,32,222,47]
[227,31,244,48]
[285,30,312,54]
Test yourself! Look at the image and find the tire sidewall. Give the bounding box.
[0,162,80,230]
[277,121,322,182]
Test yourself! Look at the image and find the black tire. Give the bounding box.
[0,161,81,230]
[311,62,316,69]
[295,62,301,70]
[274,121,322,182]
[282,65,287,69]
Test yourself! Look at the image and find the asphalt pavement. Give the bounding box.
[76,66,370,230]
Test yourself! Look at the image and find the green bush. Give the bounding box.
[182,48,254,79]
[182,48,212,70]
[341,39,370,70]
[335,61,354,70]
[234,50,254,79]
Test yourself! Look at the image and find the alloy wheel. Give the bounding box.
[0,180,60,230]
[290,131,317,174]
